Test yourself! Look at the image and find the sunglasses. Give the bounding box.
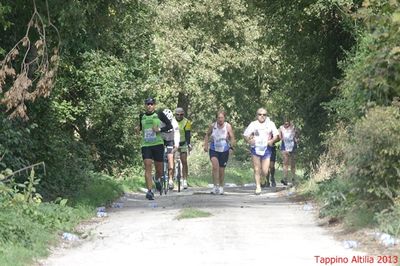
[176,113,184,116]
[257,113,267,116]
[146,103,154,106]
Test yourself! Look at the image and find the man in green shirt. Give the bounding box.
[140,97,172,200]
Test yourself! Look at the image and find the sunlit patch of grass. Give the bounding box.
[175,208,212,220]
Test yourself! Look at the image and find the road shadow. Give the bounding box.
[108,185,301,213]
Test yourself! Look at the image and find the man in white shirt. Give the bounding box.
[160,109,180,190]
[243,108,279,195]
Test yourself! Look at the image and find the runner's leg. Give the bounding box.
[180,152,188,186]
[210,156,219,187]
[282,151,289,182]
[261,158,271,188]
[252,155,261,191]
[167,153,174,182]
[144,159,153,190]
[290,152,296,182]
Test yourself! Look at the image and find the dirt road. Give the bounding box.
[41,186,385,266]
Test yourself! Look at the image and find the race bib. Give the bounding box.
[144,128,156,142]
[255,138,268,156]
[214,138,227,152]
[284,138,294,152]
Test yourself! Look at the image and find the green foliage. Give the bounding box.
[343,106,400,206]
[253,0,356,168]
[328,0,400,122]
[29,106,93,199]
[72,173,124,207]
[0,2,11,34]
[316,177,353,218]
[0,115,33,172]
[0,170,124,265]
[375,200,400,238]
[1,2,400,260]
[151,0,274,130]
[54,50,141,171]
[344,205,376,229]
[308,105,400,232]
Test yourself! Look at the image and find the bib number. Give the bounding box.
[284,138,294,152]
[214,138,227,152]
[144,128,156,142]
[255,138,268,156]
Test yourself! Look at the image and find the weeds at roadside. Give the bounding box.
[0,171,125,266]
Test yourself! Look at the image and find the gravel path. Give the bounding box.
[41,185,385,266]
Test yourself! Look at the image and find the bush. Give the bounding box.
[316,177,353,219]
[375,201,400,238]
[343,106,400,207]
[0,170,124,265]
[188,142,211,180]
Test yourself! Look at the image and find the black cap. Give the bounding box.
[144,97,156,104]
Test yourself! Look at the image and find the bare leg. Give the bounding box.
[180,152,188,180]
[252,155,261,189]
[282,151,290,181]
[144,159,153,190]
[269,160,276,184]
[218,167,225,187]
[261,158,271,181]
[167,153,174,182]
[154,161,163,180]
[210,157,219,186]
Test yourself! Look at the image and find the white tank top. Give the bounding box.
[210,122,229,152]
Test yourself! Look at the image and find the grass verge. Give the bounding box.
[0,171,145,266]
[175,208,212,220]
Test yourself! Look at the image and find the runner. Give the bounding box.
[160,109,180,190]
[279,118,299,185]
[139,97,172,200]
[243,108,279,195]
[261,134,278,188]
[175,107,192,189]
[203,110,236,195]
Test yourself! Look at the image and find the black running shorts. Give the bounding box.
[141,144,164,162]
[209,149,229,168]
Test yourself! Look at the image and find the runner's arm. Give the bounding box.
[227,123,236,150]
[173,119,180,149]
[185,120,192,145]
[138,113,144,131]
[243,122,255,145]
[278,126,283,141]
[157,111,173,132]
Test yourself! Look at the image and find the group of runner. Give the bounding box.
[139,97,191,200]
[139,97,299,200]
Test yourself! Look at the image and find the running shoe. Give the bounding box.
[146,190,154,200]
[271,181,276,187]
[281,179,288,186]
[168,180,174,190]
[219,186,224,195]
[211,186,219,194]
[255,186,261,195]
[155,179,162,192]
[183,179,188,189]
